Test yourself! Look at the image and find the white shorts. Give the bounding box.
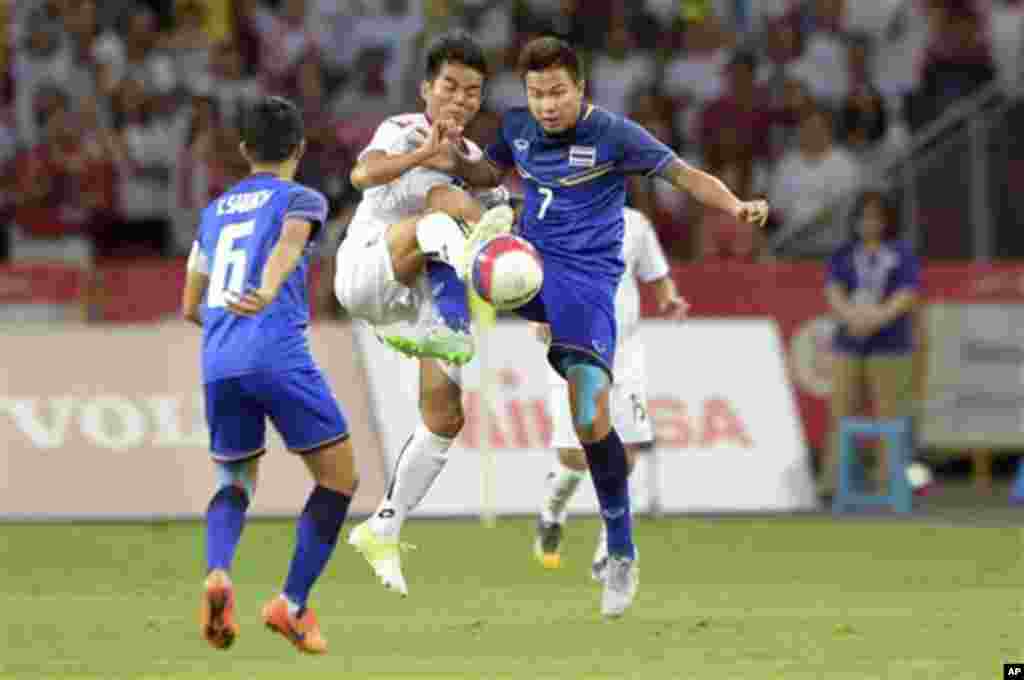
[335,230,424,327]
[548,333,652,448]
[335,230,463,385]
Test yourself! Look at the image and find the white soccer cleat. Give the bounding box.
[460,205,515,279]
[600,555,639,619]
[347,521,411,597]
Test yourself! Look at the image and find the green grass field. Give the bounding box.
[1,515,1021,679]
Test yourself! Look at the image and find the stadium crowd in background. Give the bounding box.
[0,0,1021,267]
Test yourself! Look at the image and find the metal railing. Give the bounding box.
[769,79,1022,259]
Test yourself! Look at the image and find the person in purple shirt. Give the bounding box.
[823,189,925,498]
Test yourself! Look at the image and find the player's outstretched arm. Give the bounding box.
[182,242,210,326]
[448,147,504,188]
[226,218,314,317]
[351,120,458,191]
[662,159,769,227]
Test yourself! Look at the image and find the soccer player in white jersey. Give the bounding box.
[534,207,686,577]
[335,32,512,597]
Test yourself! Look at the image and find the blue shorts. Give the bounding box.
[203,368,349,462]
[516,260,618,380]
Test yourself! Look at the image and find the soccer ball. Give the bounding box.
[471,234,544,311]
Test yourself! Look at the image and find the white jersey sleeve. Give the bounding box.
[615,208,668,340]
[348,114,481,239]
[630,208,671,283]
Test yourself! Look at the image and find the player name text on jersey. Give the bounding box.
[216,190,274,216]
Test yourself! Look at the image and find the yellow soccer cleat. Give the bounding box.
[347,520,413,596]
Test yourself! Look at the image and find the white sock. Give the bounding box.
[370,423,453,538]
[540,460,586,525]
[415,213,467,270]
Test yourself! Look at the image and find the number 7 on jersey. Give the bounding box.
[537,187,553,220]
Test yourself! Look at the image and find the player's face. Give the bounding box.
[422,62,485,128]
[857,197,887,242]
[525,66,585,134]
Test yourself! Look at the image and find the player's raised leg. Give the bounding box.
[201,455,260,650]
[349,357,462,596]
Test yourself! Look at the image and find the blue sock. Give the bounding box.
[426,261,470,333]
[582,428,635,560]
[283,485,352,611]
[205,486,250,573]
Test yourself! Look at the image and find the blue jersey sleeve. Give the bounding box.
[826,248,854,290]
[485,116,515,168]
[892,245,921,292]
[285,186,329,240]
[617,117,678,177]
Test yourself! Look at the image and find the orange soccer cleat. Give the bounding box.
[200,570,239,650]
[261,596,328,654]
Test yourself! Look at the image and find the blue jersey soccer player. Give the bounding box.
[182,96,356,654]
[439,37,769,618]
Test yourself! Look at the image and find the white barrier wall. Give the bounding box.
[0,324,388,519]
[356,319,818,516]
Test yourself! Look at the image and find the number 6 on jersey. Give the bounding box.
[207,220,255,308]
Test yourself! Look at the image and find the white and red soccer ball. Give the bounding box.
[471,234,544,311]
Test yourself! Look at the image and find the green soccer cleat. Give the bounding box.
[377,324,475,366]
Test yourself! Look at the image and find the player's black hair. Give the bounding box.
[240,96,304,164]
[425,30,488,81]
[519,36,584,83]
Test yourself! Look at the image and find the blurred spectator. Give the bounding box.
[821,189,920,497]
[768,105,862,255]
[906,4,996,131]
[770,77,813,155]
[171,92,222,256]
[789,0,850,106]
[236,0,319,98]
[14,15,69,147]
[10,97,107,264]
[331,47,400,123]
[694,130,764,261]
[662,12,734,138]
[588,17,656,116]
[207,40,262,128]
[757,16,804,105]
[626,88,691,259]
[838,84,908,176]
[699,52,775,162]
[106,78,175,256]
[161,0,214,93]
[990,0,1024,91]
[98,6,177,101]
[59,0,105,109]
[872,0,931,109]
[486,48,526,114]
[346,0,425,110]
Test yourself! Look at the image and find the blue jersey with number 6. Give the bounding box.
[485,104,677,281]
[194,173,328,384]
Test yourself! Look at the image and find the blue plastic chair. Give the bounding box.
[833,417,913,514]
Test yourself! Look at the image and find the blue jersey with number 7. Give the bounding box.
[485,104,677,283]
[193,173,328,384]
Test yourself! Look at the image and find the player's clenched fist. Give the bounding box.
[735,199,770,227]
